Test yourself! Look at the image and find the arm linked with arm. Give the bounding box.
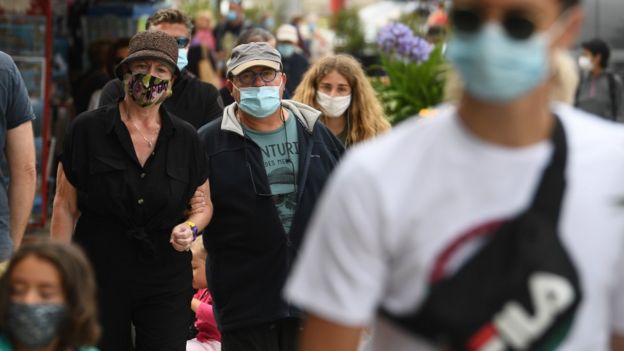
[171,180,212,251]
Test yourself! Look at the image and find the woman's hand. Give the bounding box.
[170,222,194,252]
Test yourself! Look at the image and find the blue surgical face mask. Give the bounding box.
[263,17,275,30]
[446,23,551,103]
[7,303,67,348]
[235,81,282,118]
[177,48,188,70]
[226,11,238,22]
[277,43,295,58]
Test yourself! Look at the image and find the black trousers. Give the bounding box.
[96,278,194,351]
[221,318,303,351]
[75,223,194,351]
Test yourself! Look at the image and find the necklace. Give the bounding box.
[122,103,160,148]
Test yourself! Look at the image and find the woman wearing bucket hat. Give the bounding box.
[51,30,213,351]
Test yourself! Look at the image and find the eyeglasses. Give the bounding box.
[175,36,190,48]
[235,69,280,86]
[450,7,537,40]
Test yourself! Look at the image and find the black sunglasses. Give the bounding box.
[450,7,536,40]
[175,36,190,48]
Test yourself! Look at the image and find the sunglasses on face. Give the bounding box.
[450,7,537,40]
[175,36,190,48]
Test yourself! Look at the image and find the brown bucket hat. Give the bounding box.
[115,30,179,78]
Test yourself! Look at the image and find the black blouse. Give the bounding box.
[61,103,208,279]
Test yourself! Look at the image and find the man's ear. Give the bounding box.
[553,6,584,49]
[226,80,235,98]
[280,73,288,96]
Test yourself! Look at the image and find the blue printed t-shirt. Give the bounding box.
[0,51,36,155]
[244,112,299,233]
[0,52,36,260]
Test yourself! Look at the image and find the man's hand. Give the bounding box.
[187,188,207,216]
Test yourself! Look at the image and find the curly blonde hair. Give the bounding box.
[293,54,390,145]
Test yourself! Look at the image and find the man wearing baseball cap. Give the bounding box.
[276,24,309,96]
[197,42,343,351]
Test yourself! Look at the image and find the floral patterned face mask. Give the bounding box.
[124,73,172,108]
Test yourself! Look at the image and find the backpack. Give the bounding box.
[381,117,582,351]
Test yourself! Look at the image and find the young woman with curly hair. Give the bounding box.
[293,54,390,146]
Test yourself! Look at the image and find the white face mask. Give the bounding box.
[578,56,594,72]
[316,91,351,118]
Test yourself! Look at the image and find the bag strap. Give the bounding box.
[529,116,567,223]
[607,72,618,119]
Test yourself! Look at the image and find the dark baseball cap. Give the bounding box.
[226,42,282,77]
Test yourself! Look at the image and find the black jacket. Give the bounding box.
[98,69,224,130]
[282,52,309,97]
[198,100,344,331]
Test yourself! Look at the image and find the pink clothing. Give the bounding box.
[187,338,221,351]
[194,289,221,343]
[427,10,448,27]
[191,30,216,50]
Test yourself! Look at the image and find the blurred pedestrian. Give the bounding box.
[188,11,220,89]
[276,24,309,97]
[0,240,100,351]
[427,2,449,29]
[286,0,624,350]
[191,11,217,50]
[187,236,221,351]
[88,38,130,111]
[575,38,623,121]
[0,51,37,261]
[293,54,390,146]
[99,9,223,129]
[73,40,112,114]
[258,12,275,32]
[213,0,248,57]
[51,31,213,351]
[198,42,343,351]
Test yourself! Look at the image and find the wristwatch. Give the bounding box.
[185,220,199,239]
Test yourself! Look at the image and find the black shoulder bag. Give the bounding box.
[381,117,582,351]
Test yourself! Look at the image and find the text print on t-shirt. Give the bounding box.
[469,272,575,351]
[259,141,300,168]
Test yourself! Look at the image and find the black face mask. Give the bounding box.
[7,303,67,348]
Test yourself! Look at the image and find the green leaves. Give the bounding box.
[372,45,446,125]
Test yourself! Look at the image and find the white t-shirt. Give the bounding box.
[285,104,624,351]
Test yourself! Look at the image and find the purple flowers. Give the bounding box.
[377,23,433,63]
